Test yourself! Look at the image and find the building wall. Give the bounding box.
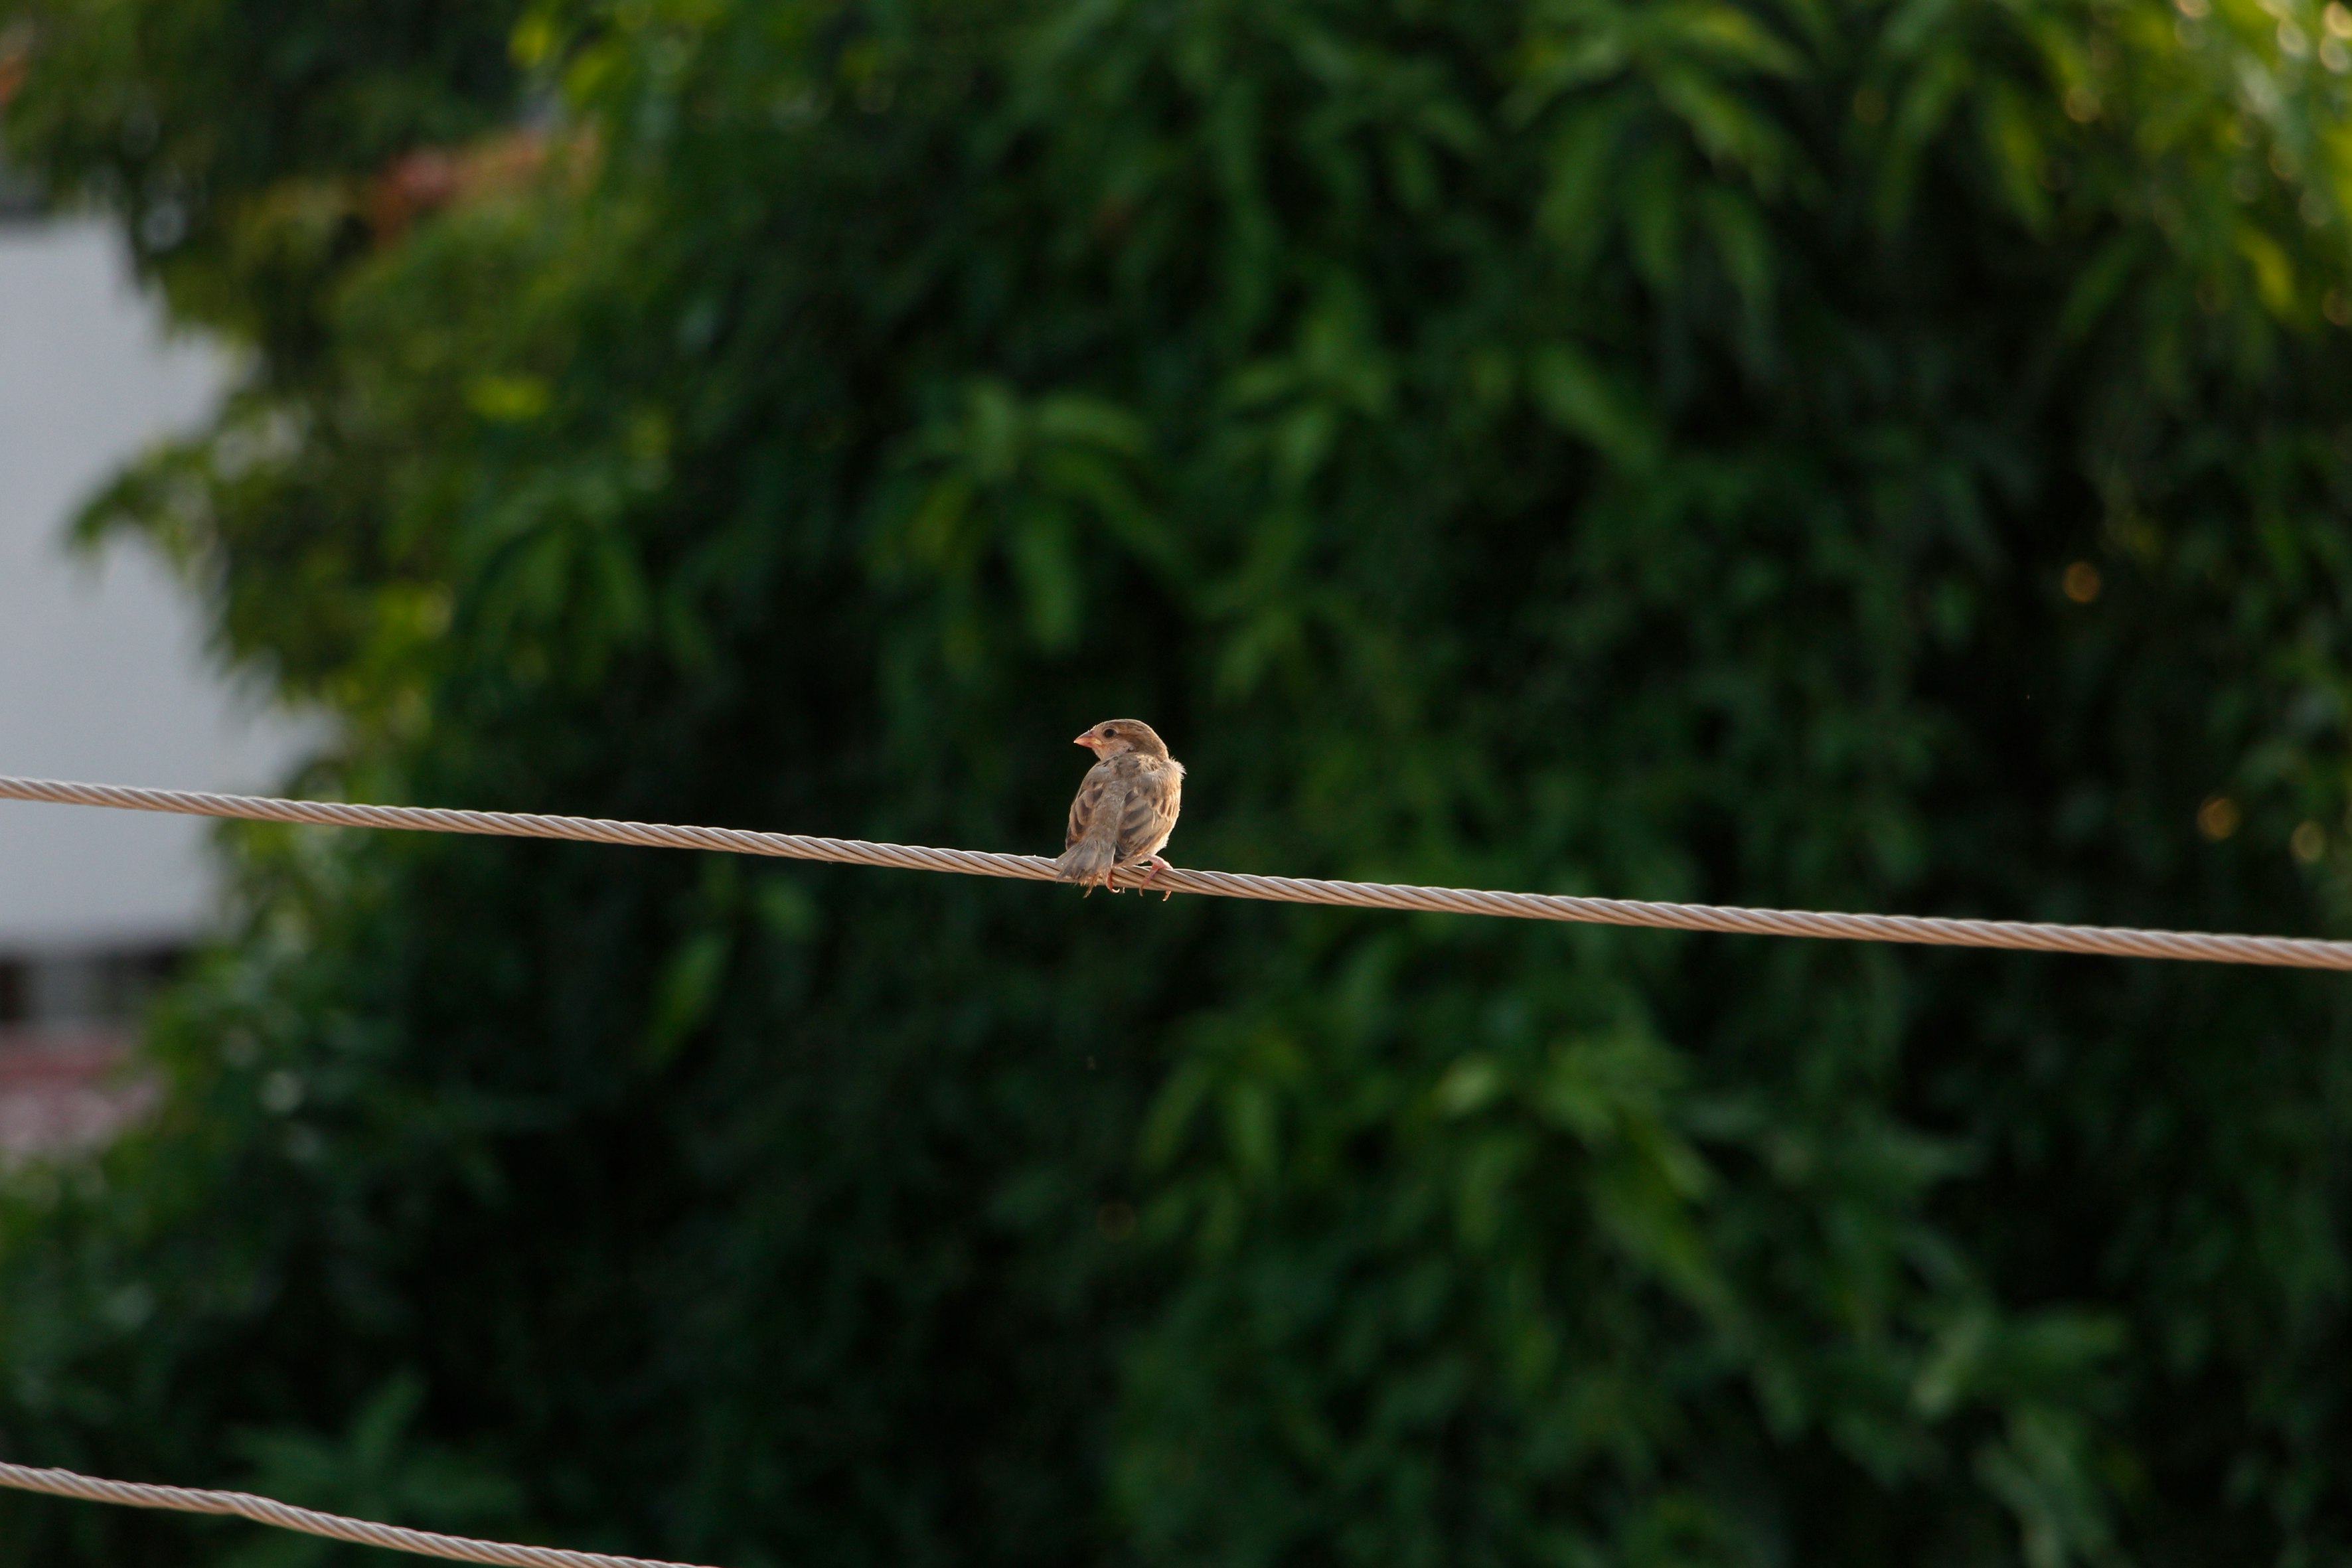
[0,215,314,1156]
[0,217,312,956]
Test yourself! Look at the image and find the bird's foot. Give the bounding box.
[1135,856,1174,901]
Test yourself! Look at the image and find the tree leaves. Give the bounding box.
[11,1,2352,1565]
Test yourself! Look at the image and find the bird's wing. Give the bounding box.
[1066,760,1124,851]
[1113,757,1183,862]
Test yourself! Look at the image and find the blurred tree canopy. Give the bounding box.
[9,0,2352,1563]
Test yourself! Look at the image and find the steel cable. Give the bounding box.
[0,764,2345,1557]
[1,773,2348,969]
[0,1460,720,1568]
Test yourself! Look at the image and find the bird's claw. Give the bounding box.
[1077,862,1170,900]
[1135,856,1175,901]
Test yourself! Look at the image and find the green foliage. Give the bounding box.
[3,0,524,357]
[9,0,2352,1564]
[223,1374,525,1568]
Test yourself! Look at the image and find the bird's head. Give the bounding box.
[1074,719,1168,759]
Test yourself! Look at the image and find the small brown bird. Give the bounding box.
[1057,719,1185,897]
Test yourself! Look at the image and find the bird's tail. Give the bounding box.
[1056,837,1117,884]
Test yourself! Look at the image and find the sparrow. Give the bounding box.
[1056,719,1185,897]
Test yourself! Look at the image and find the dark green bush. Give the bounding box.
[7,1,2352,1563]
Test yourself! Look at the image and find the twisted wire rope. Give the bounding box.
[0,1460,720,1568]
[3,773,2349,969]
[0,768,2346,1553]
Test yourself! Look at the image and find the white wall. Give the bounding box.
[0,218,313,953]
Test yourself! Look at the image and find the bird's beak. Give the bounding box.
[1073,732,1097,748]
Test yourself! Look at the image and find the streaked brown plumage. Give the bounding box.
[1056,719,1184,896]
